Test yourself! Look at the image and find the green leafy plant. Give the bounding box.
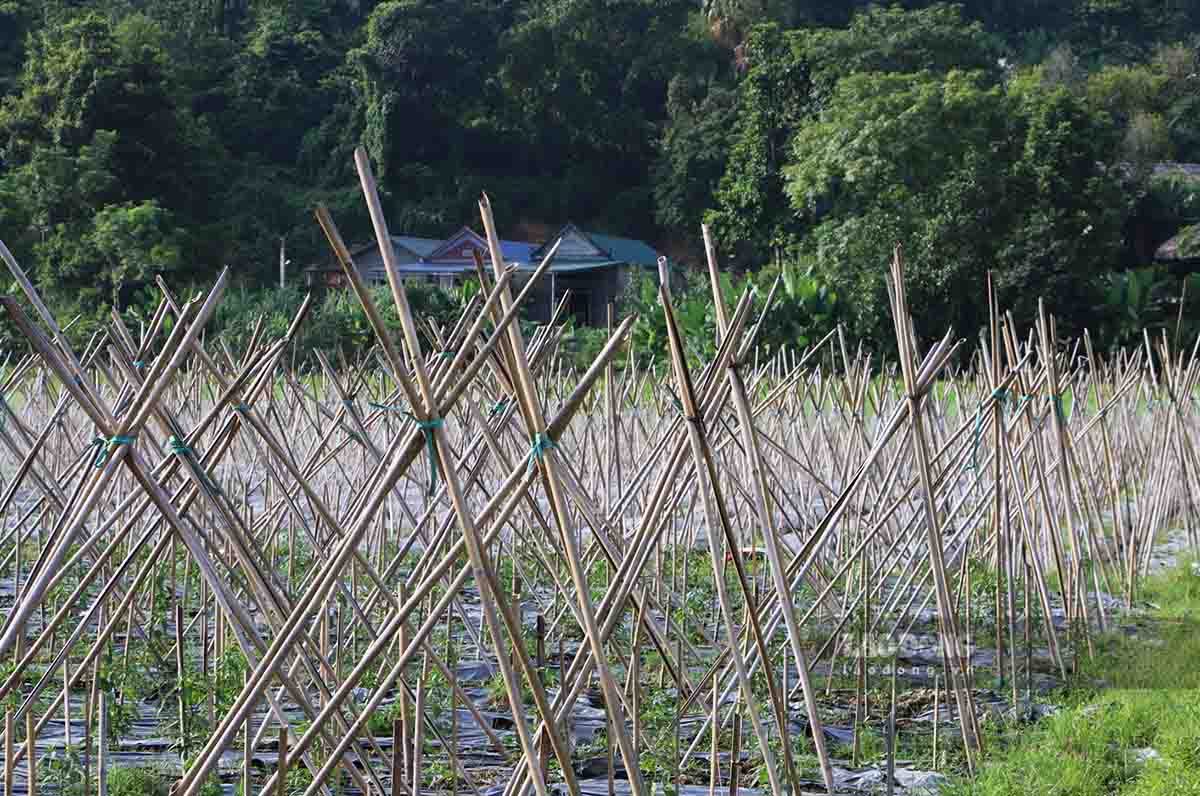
[1093,267,1178,351]
[107,766,171,796]
[39,747,86,796]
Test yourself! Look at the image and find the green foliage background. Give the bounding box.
[1,1,1200,359]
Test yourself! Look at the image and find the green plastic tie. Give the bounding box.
[968,389,1010,471]
[370,402,406,413]
[1012,394,1040,426]
[488,398,510,417]
[663,388,684,416]
[1050,393,1068,425]
[527,432,557,473]
[168,435,221,495]
[668,391,707,429]
[407,414,444,496]
[1020,395,1056,431]
[233,403,251,414]
[438,351,455,360]
[132,360,146,370]
[93,434,136,468]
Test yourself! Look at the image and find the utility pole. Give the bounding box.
[279,236,288,289]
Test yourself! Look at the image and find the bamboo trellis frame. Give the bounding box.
[0,150,1196,796]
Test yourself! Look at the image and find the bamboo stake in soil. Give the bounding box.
[888,246,978,772]
[277,726,289,796]
[0,148,1197,796]
[4,710,12,796]
[391,720,403,796]
[660,286,790,796]
[25,698,35,796]
[97,694,107,796]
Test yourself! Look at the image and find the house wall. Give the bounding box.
[510,273,552,323]
[509,267,650,327]
[309,260,650,328]
[553,269,620,327]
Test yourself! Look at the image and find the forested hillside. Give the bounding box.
[2,0,1200,350]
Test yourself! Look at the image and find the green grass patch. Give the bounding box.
[948,557,1200,795]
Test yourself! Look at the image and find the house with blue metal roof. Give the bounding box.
[305,222,662,326]
[525,224,660,325]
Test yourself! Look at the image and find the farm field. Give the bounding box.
[0,151,1197,796]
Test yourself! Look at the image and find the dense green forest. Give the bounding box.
[3,0,1200,356]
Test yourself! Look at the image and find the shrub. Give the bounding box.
[107,766,170,796]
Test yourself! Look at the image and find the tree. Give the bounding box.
[202,6,347,278]
[701,0,808,46]
[795,3,1001,96]
[0,12,221,307]
[654,80,737,232]
[1,0,1199,353]
[0,13,221,215]
[706,5,1001,268]
[1068,0,1197,64]
[88,201,184,307]
[498,0,704,232]
[0,1,28,96]
[358,0,496,183]
[785,68,1127,344]
[998,69,1130,326]
[707,23,813,266]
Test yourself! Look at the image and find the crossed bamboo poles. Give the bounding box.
[0,148,1197,796]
